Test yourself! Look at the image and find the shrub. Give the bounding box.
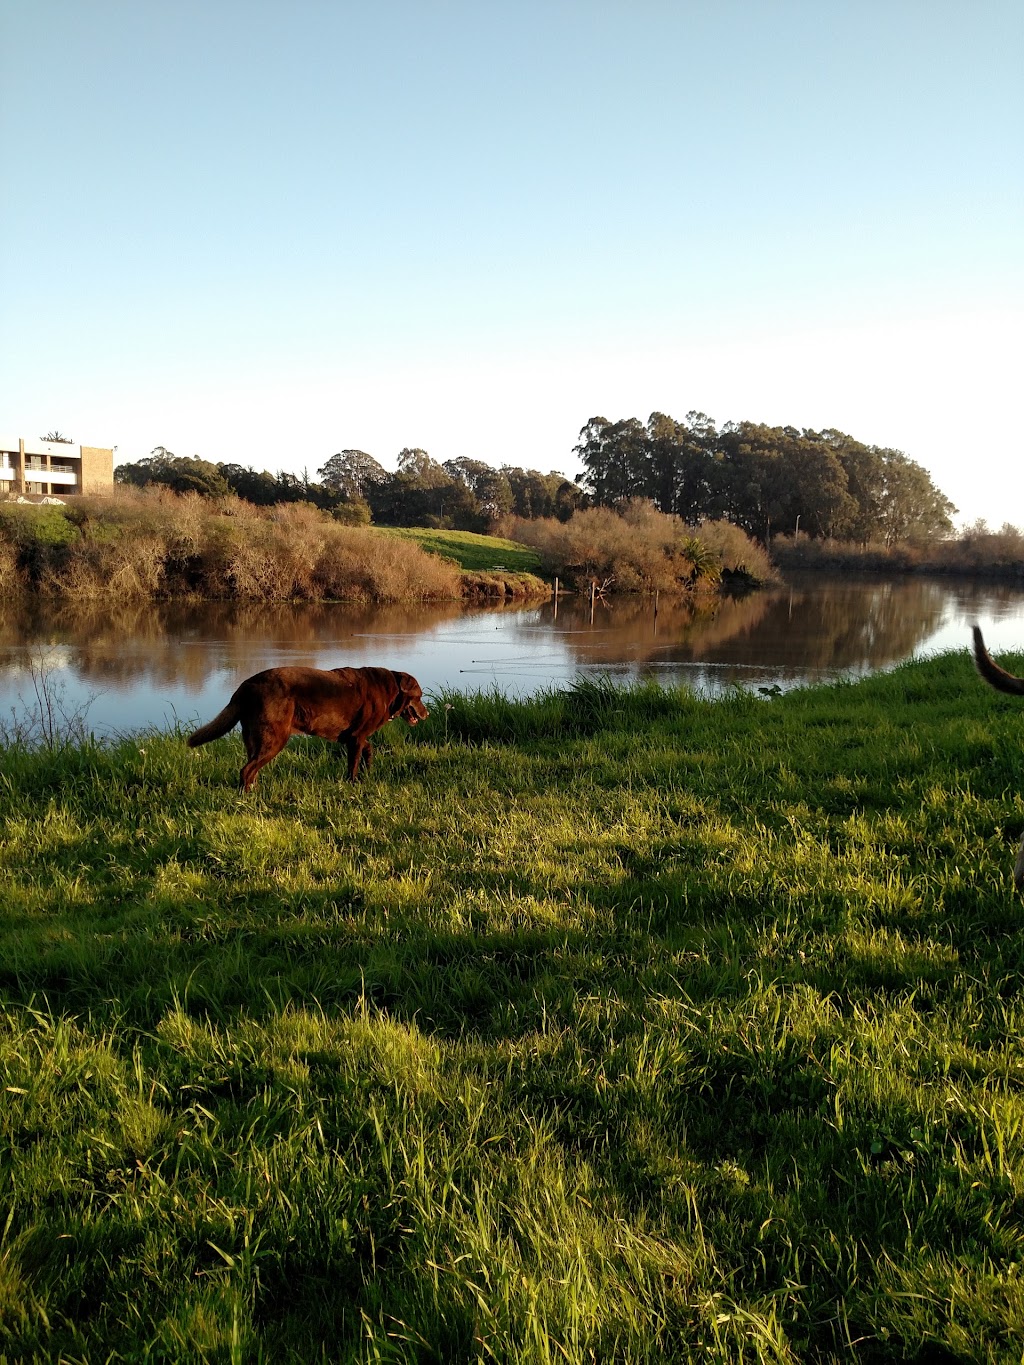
[770,523,1024,580]
[500,501,773,592]
[315,527,462,601]
[0,536,21,592]
[0,488,464,601]
[693,518,775,581]
[0,504,74,545]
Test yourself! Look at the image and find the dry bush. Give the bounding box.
[45,493,175,596]
[504,504,683,591]
[695,519,775,581]
[771,523,1024,581]
[503,502,772,592]
[212,523,298,599]
[314,528,462,601]
[2,487,468,601]
[0,537,23,592]
[934,522,1024,577]
[196,505,326,599]
[769,535,914,573]
[207,514,461,602]
[40,535,169,598]
[251,505,327,597]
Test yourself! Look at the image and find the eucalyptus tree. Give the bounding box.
[574,416,650,506]
[444,458,514,524]
[875,449,957,544]
[317,449,387,500]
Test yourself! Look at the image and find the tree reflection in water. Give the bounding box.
[1,576,1023,736]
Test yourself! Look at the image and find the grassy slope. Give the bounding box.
[379,526,544,575]
[3,654,1024,1360]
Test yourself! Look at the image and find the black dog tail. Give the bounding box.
[972,625,1024,697]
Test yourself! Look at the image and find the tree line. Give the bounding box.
[114,447,585,531]
[576,413,957,544]
[114,412,957,545]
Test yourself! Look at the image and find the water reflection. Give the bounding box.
[1,575,1023,737]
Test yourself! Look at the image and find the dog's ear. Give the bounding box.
[388,671,409,715]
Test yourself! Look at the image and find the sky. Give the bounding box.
[2,1,1021,528]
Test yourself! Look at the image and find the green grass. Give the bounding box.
[3,653,1024,1360]
[380,527,544,575]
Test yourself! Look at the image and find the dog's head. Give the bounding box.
[390,671,429,725]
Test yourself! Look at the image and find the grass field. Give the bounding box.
[379,527,544,576]
[3,652,1024,1361]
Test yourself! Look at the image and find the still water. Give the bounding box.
[2,575,1024,739]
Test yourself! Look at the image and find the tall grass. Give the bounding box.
[4,650,1024,1359]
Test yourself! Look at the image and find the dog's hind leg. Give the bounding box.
[238,724,289,792]
[343,736,372,780]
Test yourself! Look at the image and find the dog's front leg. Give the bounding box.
[343,736,366,780]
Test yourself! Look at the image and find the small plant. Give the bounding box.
[0,649,96,749]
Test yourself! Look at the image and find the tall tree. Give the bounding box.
[821,432,886,543]
[396,448,448,485]
[218,463,282,506]
[574,417,650,506]
[643,411,725,520]
[444,458,513,524]
[369,449,476,527]
[646,411,685,514]
[501,467,557,519]
[318,449,387,500]
[875,449,957,543]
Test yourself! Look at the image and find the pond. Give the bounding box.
[2,574,1024,740]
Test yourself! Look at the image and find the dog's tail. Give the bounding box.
[972,625,1024,697]
[187,700,242,748]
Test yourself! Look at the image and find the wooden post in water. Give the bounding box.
[589,579,596,624]
[553,576,559,620]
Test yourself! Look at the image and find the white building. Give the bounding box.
[0,437,114,498]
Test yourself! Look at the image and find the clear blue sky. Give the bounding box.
[3,1,1021,527]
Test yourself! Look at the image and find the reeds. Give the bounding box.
[773,523,1024,579]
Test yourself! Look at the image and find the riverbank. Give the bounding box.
[3,653,1024,1360]
[0,492,771,603]
[773,528,1024,581]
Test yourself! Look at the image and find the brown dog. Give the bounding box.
[972,625,1024,890]
[188,666,429,791]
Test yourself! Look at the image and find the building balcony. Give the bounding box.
[0,438,113,495]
